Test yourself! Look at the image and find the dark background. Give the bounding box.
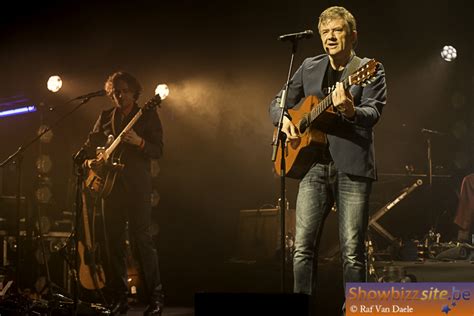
[0,0,473,309]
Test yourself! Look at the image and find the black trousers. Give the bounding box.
[103,178,163,304]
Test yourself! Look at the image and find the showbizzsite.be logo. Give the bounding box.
[346,283,473,315]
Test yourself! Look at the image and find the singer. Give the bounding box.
[269,6,387,315]
[81,71,165,316]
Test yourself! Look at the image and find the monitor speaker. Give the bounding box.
[195,292,310,316]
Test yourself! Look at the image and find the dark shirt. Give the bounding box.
[323,66,344,96]
[320,65,344,162]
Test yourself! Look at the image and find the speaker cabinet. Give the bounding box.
[0,195,30,235]
[236,208,295,261]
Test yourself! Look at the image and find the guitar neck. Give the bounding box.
[104,109,144,160]
[308,77,350,124]
[81,188,93,248]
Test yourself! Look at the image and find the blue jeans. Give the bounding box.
[293,161,372,296]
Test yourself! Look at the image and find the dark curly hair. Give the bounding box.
[104,71,143,101]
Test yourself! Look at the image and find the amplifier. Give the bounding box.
[236,208,295,261]
[0,195,29,234]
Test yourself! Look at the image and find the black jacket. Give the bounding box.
[83,103,163,195]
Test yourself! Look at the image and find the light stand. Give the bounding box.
[271,38,299,292]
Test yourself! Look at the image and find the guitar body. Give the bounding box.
[78,240,106,290]
[85,150,124,198]
[125,238,142,298]
[274,95,338,179]
[78,183,106,291]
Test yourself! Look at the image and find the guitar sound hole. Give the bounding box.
[299,116,309,134]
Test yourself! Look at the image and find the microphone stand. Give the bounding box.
[426,135,433,188]
[271,38,299,292]
[71,148,87,316]
[424,132,439,254]
[0,95,98,309]
[421,128,443,245]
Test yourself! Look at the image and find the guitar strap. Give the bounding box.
[340,54,363,82]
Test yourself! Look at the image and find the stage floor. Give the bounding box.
[127,306,193,316]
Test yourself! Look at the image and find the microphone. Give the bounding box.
[421,128,445,136]
[72,89,106,100]
[278,30,314,41]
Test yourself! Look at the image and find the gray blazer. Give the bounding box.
[269,54,387,180]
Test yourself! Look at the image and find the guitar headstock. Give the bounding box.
[349,59,379,87]
[143,94,162,111]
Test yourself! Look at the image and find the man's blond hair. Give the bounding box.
[318,6,357,33]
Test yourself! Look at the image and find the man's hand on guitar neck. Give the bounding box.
[123,129,145,149]
[332,81,355,119]
[282,116,300,141]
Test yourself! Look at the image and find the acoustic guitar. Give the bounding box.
[78,185,106,290]
[85,94,162,198]
[273,59,379,179]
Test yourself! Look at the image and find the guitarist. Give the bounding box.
[82,71,164,316]
[269,6,387,315]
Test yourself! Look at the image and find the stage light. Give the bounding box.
[150,159,160,178]
[155,84,169,100]
[440,45,457,61]
[36,215,52,234]
[47,75,62,93]
[35,185,52,204]
[151,190,160,207]
[37,124,54,143]
[36,155,53,174]
[0,96,37,118]
[0,105,37,117]
[35,176,53,204]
